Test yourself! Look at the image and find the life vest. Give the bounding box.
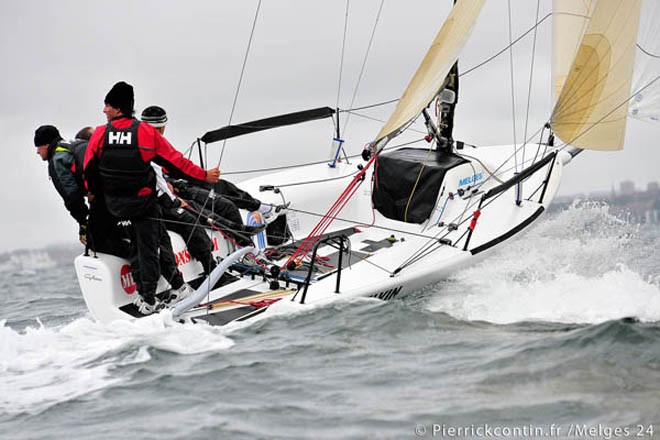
[95,120,157,218]
[98,119,155,198]
[56,139,87,185]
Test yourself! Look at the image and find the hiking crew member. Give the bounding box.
[34,124,132,257]
[84,81,220,315]
[75,126,94,141]
[142,105,289,245]
[34,125,88,244]
[141,105,218,275]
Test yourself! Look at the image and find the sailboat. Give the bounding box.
[74,0,658,325]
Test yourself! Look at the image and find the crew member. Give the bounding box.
[84,81,220,315]
[34,125,88,243]
[141,105,277,246]
[141,105,218,275]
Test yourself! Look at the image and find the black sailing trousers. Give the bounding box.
[127,202,161,301]
[159,222,185,290]
[162,207,216,276]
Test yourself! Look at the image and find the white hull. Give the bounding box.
[75,144,567,326]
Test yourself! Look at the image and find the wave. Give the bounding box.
[426,202,660,324]
[0,314,233,416]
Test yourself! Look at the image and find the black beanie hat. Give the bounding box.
[104,81,134,116]
[141,105,168,128]
[34,125,62,147]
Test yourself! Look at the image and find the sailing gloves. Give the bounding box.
[79,223,87,245]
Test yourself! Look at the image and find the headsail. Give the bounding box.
[550,0,641,151]
[373,0,485,146]
[551,0,596,105]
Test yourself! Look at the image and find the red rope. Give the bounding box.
[283,152,380,269]
[207,297,282,309]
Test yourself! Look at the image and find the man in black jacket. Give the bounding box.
[34,125,130,257]
[34,125,88,243]
[141,105,267,249]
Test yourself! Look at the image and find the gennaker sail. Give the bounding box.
[550,0,642,150]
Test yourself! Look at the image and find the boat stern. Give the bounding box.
[74,253,143,322]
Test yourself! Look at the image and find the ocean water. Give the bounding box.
[1,203,659,439]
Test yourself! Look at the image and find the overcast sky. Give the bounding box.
[1,0,658,252]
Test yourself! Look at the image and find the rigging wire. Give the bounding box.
[186,11,551,172]
[342,0,385,136]
[266,170,359,189]
[336,0,350,112]
[395,143,557,273]
[217,0,263,168]
[521,0,542,167]
[333,11,554,120]
[555,75,660,149]
[344,98,399,112]
[456,124,546,189]
[506,0,519,172]
[637,43,660,59]
[152,6,658,284]
[220,137,425,176]
[341,110,428,135]
[460,13,552,78]
[331,0,352,165]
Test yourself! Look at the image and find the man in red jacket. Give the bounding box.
[84,81,220,315]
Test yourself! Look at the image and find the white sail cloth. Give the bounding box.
[550,0,641,150]
[551,0,596,105]
[629,0,660,124]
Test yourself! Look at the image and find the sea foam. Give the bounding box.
[427,202,660,324]
[0,313,233,416]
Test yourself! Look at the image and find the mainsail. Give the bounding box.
[373,0,485,146]
[550,0,641,151]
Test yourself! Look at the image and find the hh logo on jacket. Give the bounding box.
[108,131,132,145]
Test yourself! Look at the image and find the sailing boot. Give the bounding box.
[263,202,290,225]
[241,223,266,235]
[166,283,194,306]
[206,217,264,236]
[134,293,158,315]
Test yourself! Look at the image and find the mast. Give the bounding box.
[437,0,460,154]
[436,60,459,154]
